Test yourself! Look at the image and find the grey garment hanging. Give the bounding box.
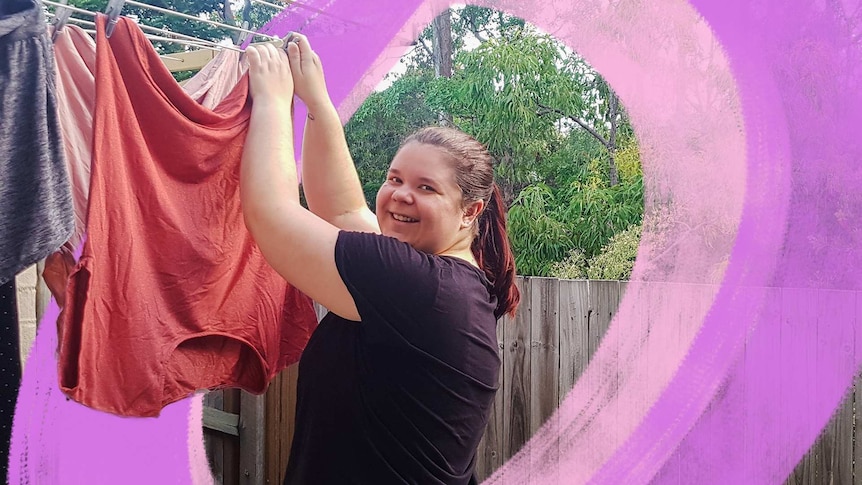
[0,0,75,284]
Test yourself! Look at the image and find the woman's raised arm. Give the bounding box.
[286,34,379,234]
[241,43,360,322]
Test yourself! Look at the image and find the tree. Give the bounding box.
[403,5,525,73]
[343,6,645,276]
[431,8,453,125]
[506,133,644,276]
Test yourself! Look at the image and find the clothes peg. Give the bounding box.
[104,0,126,38]
[50,0,72,43]
[236,20,251,46]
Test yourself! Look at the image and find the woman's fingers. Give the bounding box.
[248,44,290,71]
[246,43,294,101]
[246,44,261,68]
[283,33,318,69]
[293,33,316,67]
[286,39,301,74]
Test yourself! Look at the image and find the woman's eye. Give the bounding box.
[388,176,401,183]
[420,185,435,192]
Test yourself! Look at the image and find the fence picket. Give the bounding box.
[198,279,858,484]
[502,277,531,482]
[559,279,589,403]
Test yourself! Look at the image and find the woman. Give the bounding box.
[242,34,520,484]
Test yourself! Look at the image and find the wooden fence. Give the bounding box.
[203,278,861,484]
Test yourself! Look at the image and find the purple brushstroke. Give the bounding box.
[7,296,196,484]
[638,1,862,483]
[482,0,751,481]
[8,0,862,483]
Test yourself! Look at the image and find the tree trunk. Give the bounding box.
[432,9,454,126]
[607,151,619,187]
[607,92,620,186]
[432,9,453,78]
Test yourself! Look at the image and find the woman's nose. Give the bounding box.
[392,187,414,204]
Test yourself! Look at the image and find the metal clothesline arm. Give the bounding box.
[41,0,245,52]
[123,0,280,41]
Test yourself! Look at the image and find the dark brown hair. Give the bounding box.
[402,126,520,318]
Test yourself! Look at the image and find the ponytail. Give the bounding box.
[402,126,520,318]
[472,184,520,319]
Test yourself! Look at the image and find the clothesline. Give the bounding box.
[122,0,280,42]
[40,1,294,53]
[41,0,362,62]
[41,0,247,53]
[45,12,220,56]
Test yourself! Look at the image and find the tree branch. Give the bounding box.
[416,37,434,58]
[466,16,488,43]
[534,99,610,148]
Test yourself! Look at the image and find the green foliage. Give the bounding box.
[427,29,577,196]
[557,162,644,258]
[614,136,643,182]
[505,129,643,277]
[342,7,646,278]
[507,184,577,276]
[547,249,587,279]
[549,224,642,281]
[584,224,642,280]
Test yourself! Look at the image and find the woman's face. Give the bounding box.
[376,142,479,255]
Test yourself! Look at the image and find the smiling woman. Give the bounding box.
[240,33,519,484]
[377,140,483,261]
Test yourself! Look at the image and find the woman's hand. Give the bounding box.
[43,241,76,308]
[246,43,294,108]
[284,33,331,112]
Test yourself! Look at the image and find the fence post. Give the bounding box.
[239,391,266,484]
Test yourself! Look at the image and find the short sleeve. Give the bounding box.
[334,231,441,324]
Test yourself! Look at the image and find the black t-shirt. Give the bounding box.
[283,231,500,485]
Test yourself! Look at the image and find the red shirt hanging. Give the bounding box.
[58,15,318,417]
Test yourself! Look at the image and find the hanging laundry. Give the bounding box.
[0,0,75,285]
[182,48,247,110]
[50,25,235,252]
[52,24,96,251]
[45,28,245,320]
[58,14,318,418]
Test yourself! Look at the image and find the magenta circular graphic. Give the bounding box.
[9,0,862,483]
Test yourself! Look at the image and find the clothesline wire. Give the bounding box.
[42,0,363,52]
[74,27,214,57]
[41,0,246,52]
[46,12,221,56]
[73,27,198,59]
[48,12,218,56]
[122,0,280,42]
[135,23,244,52]
[46,11,94,27]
